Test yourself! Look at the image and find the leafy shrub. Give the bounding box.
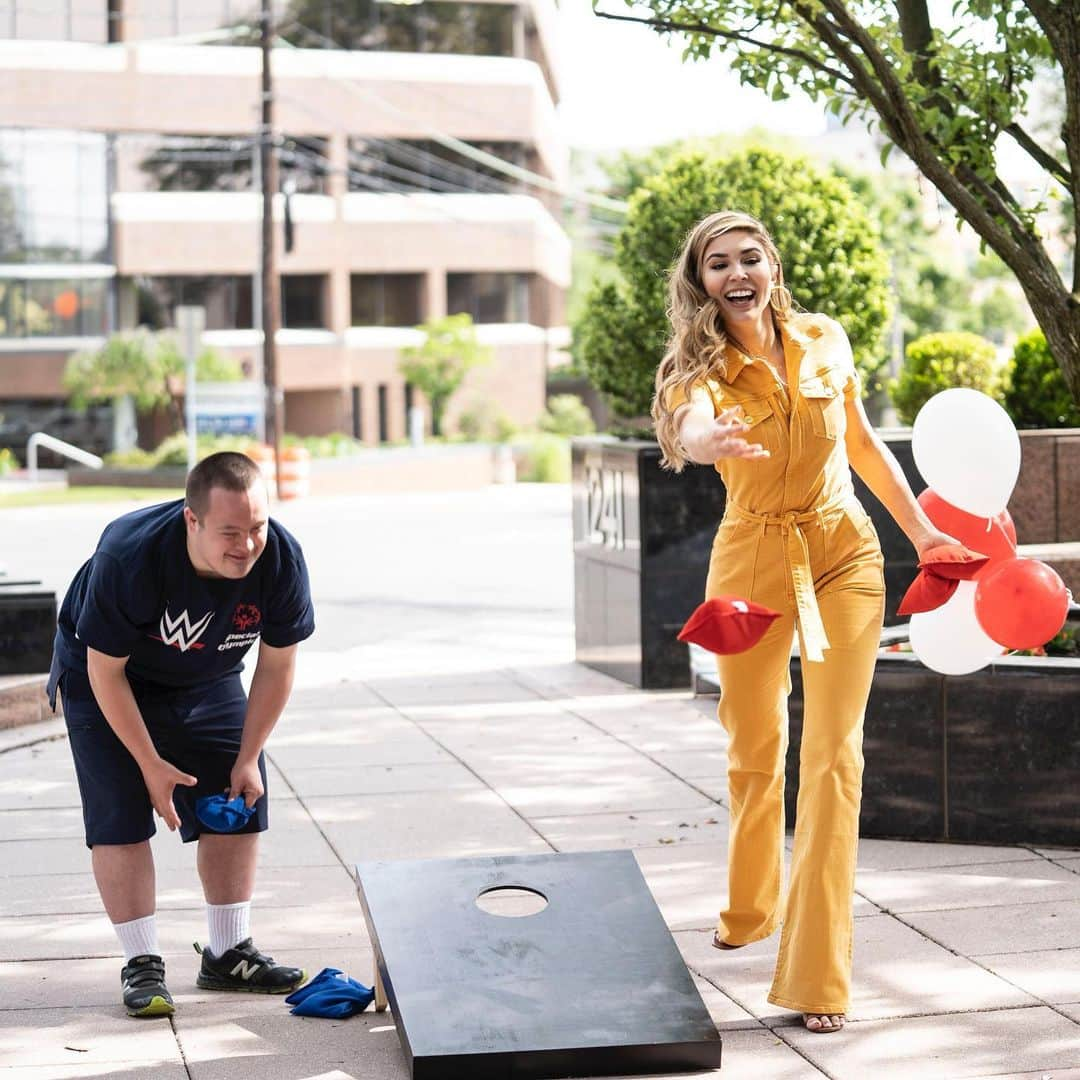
[539,394,596,437]
[1002,329,1080,429]
[890,331,1001,425]
[515,434,570,483]
[103,447,157,468]
[282,432,363,457]
[456,400,518,443]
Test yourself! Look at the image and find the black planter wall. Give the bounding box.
[572,437,725,689]
[0,581,57,676]
[851,432,922,627]
[783,651,1080,847]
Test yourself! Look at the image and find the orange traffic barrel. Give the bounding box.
[246,444,276,489]
[278,446,311,500]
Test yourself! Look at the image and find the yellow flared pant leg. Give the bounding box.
[767,580,884,1015]
[711,534,884,1015]
[714,610,797,947]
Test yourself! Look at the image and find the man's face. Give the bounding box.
[184,483,270,579]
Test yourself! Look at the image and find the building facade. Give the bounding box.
[0,0,570,453]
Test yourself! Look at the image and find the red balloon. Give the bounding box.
[918,489,1016,570]
[974,557,1069,650]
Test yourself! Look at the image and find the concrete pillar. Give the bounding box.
[426,269,446,320]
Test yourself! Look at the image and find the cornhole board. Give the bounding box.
[354,849,723,1079]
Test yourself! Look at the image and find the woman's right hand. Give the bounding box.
[140,757,198,831]
[691,407,770,462]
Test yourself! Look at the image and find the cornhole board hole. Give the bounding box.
[354,849,723,1079]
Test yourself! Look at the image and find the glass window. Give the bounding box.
[447,272,529,324]
[281,274,326,329]
[0,277,108,338]
[350,274,423,327]
[0,129,108,263]
[347,138,523,194]
[135,276,253,331]
[124,134,253,194]
[280,1,514,57]
[472,2,514,56]
[118,133,327,195]
[279,136,330,195]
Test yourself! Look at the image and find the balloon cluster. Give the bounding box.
[907,389,1070,675]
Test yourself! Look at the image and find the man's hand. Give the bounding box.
[229,759,264,809]
[141,757,198,831]
[694,407,771,462]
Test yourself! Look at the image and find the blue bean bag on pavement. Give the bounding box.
[286,967,375,1018]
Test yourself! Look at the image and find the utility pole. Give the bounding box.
[260,0,283,497]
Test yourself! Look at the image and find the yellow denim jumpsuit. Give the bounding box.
[671,312,885,1015]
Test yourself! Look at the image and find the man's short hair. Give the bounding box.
[186,452,265,519]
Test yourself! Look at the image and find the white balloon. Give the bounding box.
[911,388,1021,517]
[908,581,1003,676]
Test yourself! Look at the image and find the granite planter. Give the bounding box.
[782,638,1080,848]
[571,437,725,689]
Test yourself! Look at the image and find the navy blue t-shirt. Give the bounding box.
[52,499,315,688]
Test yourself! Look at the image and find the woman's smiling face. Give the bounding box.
[700,230,778,329]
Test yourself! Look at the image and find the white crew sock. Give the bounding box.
[207,900,251,956]
[113,914,160,962]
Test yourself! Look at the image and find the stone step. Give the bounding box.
[0,673,55,730]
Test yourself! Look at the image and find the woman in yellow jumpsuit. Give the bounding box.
[654,211,955,1034]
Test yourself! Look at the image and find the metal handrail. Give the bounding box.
[27,432,104,480]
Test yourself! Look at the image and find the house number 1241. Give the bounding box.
[586,467,625,550]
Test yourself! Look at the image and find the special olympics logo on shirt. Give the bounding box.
[232,604,261,632]
[157,607,213,652]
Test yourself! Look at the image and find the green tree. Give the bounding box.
[890,331,1001,425]
[598,0,1078,404]
[1003,328,1080,428]
[398,313,492,436]
[575,147,891,420]
[64,331,244,432]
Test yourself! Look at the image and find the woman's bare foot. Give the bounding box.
[711,931,745,950]
[803,1013,845,1033]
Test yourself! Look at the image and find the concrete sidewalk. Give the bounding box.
[0,487,1077,1079]
[2,662,1078,1080]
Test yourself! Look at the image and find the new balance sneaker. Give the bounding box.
[194,938,306,994]
[121,954,174,1018]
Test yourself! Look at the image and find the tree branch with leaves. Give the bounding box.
[594,0,1080,402]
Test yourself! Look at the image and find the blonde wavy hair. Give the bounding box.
[652,210,794,471]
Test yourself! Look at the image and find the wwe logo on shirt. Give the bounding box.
[157,607,214,652]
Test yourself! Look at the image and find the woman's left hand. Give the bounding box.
[914,528,962,561]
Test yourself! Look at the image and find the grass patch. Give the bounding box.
[0,486,184,509]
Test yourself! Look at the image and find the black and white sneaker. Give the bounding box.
[121,954,174,1018]
[195,938,306,994]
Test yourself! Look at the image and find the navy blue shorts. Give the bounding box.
[57,666,269,847]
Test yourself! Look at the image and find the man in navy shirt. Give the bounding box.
[49,452,315,1017]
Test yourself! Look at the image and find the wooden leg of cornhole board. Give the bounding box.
[374,956,388,1012]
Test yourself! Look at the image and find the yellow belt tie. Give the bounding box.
[726,496,847,663]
